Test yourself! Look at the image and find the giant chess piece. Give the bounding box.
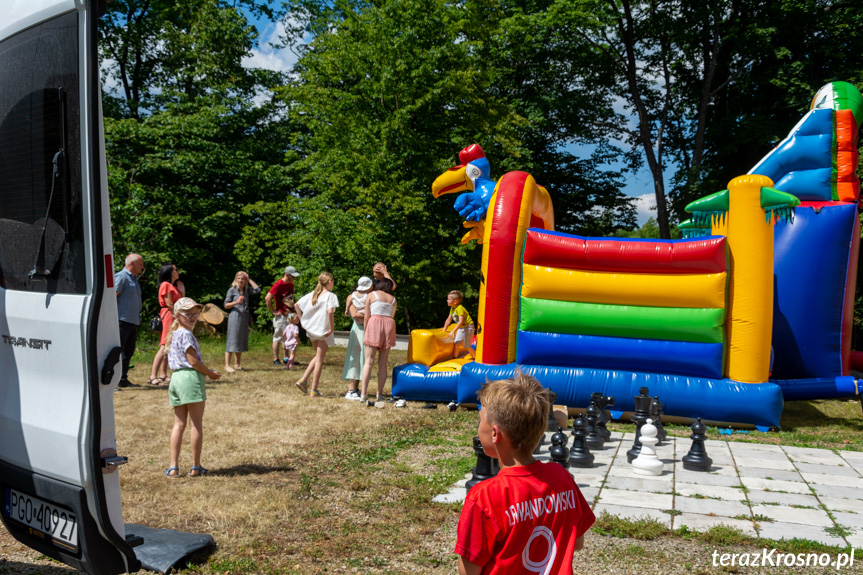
[632,418,664,476]
[682,417,713,471]
[568,415,594,468]
[650,395,667,443]
[550,426,570,468]
[585,401,605,450]
[591,392,614,441]
[626,387,653,463]
[466,436,499,492]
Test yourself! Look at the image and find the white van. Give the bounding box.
[0,1,139,572]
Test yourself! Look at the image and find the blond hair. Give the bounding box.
[311,272,334,306]
[448,290,463,302]
[477,370,550,456]
[230,271,247,290]
[163,317,182,350]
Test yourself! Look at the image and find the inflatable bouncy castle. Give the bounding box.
[392,82,863,429]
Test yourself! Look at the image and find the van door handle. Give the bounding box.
[101,346,122,385]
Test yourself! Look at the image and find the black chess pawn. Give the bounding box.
[682,418,713,471]
[466,436,499,492]
[626,387,653,463]
[591,392,614,441]
[650,395,667,443]
[585,401,605,450]
[550,426,570,468]
[568,415,594,468]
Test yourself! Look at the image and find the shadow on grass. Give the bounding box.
[780,399,863,432]
[208,463,296,477]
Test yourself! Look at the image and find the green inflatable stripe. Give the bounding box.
[519,298,726,344]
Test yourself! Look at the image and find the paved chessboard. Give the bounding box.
[434,430,863,547]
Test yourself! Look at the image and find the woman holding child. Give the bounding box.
[341,276,373,400]
[224,271,260,372]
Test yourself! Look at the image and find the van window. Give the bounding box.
[0,12,85,294]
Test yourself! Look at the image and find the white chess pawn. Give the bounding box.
[632,418,664,476]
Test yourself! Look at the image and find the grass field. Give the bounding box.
[2,330,863,574]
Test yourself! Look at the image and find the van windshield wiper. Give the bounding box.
[29,87,69,280]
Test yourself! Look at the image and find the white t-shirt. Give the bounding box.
[296,290,339,338]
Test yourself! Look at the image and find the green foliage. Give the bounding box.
[103,0,292,315]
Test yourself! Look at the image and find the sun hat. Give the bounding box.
[284,265,300,277]
[356,276,373,292]
[174,297,203,315]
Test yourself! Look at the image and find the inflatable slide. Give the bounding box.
[393,82,863,429]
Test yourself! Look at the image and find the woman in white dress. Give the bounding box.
[294,272,339,398]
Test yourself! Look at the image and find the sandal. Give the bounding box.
[159,376,171,384]
[148,378,164,387]
[295,380,308,394]
[164,467,180,478]
[188,466,209,477]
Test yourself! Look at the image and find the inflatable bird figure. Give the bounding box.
[432,143,497,244]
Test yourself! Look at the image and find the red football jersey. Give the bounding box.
[455,460,595,574]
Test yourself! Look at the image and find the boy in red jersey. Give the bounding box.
[455,371,595,574]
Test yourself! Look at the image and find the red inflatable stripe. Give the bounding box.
[522,230,727,274]
[482,171,531,364]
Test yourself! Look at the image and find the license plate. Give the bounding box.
[3,488,78,552]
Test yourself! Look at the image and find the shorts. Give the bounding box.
[454,324,475,345]
[308,332,334,347]
[168,368,206,407]
[272,315,289,342]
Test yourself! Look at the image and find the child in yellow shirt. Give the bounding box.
[443,290,474,356]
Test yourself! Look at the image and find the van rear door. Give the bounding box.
[0,1,139,573]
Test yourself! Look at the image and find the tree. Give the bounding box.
[102,0,292,311]
[249,0,535,330]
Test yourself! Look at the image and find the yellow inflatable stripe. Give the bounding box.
[429,356,474,372]
[521,265,727,309]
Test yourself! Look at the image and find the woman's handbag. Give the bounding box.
[149,308,167,332]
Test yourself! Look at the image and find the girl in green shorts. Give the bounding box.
[164,297,221,477]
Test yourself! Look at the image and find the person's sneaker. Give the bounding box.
[309,390,322,398]
[284,358,290,365]
[360,395,369,403]
[345,390,361,401]
[295,380,308,394]
[394,399,407,408]
[118,379,139,388]
[273,359,281,366]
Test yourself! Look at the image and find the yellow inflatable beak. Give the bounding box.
[432,165,474,198]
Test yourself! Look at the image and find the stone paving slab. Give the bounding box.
[756,521,846,547]
[675,482,747,501]
[736,466,803,481]
[740,476,812,494]
[801,471,863,488]
[747,490,821,507]
[673,512,757,536]
[675,495,750,518]
[592,503,671,527]
[750,504,833,527]
[796,461,860,477]
[435,434,863,548]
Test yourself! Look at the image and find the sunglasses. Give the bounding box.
[180,311,200,319]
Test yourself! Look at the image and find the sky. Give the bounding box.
[241,15,660,226]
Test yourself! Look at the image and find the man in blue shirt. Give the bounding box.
[115,254,144,388]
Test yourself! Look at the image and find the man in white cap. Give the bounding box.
[265,265,300,365]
